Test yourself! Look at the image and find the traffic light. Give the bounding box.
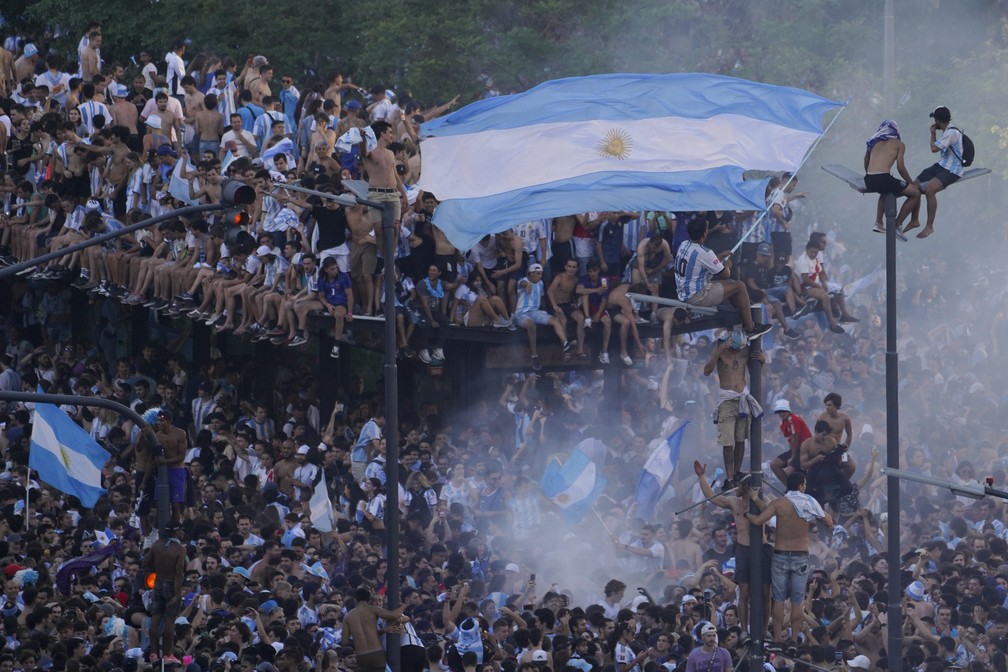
[220,179,255,254]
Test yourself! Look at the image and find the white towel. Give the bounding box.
[717,386,764,419]
[335,126,377,153]
[785,490,825,522]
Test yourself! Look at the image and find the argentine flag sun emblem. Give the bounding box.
[596,128,633,160]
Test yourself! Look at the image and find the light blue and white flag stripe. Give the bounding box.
[419,73,842,250]
[635,421,688,521]
[541,448,607,523]
[28,402,110,508]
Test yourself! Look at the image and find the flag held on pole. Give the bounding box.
[419,73,843,250]
[29,402,111,508]
[635,421,689,521]
[541,448,607,523]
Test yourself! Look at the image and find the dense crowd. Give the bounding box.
[0,24,1006,672]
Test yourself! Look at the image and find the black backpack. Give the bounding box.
[948,126,975,167]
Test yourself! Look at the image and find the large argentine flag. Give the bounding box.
[309,472,334,533]
[541,448,607,523]
[635,421,688,521]
[29,403,111,508]
[418,73,843,250]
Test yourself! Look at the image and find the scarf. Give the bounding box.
[424,277,444,300]
[866,119,900,151]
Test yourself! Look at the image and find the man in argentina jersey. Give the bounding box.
[908,106,965,240]
[674,219,771,339]
[513,263,570,372]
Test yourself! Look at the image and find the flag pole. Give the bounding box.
[591,506,614,536]
[731,102,849,254]
[25,474,30,530]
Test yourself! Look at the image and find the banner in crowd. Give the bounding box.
[29,401,111,508]
[418,72,844,249]
[635,421,688,520]
[541,448,607,523]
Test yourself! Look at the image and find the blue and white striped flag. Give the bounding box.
[29,403,110,508]
[418,73,843,250]
[541,448,607,523]
[635,421,688,521]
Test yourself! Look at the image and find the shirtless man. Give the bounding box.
[344,586,407,672]
[817,392,854,463]
[667,519,704,576]
[80,32,102,82]
[695,460,769,634]
[431,224,461,292]
[154,408,189,523]
[248,65,273,107]
[863,119,919,237]
[492,229,523,312]
[141,521,187,662]
[745,472,832,644]
[347,197,378,315]
[546,259,584,360]
[703,330,765,488]
[100,126,133,217]
[550,215,577,275]
[360,120,408,249]
[0,43,14,97]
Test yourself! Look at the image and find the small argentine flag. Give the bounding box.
[29,402,111,508]
[541,448,607,523]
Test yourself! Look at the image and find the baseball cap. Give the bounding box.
[756,242,772,255]
[772,399,791,413]
[156,144,177,157]
[531,651,548,662]
[255,245,274,257]
[630,595,650,610]
[701,623,718,636]
[296,445,310,455]
[24,44,38,57]
[681,595,697,606]
[232,567,252,580]
[145,115,162,129]
[929,106,951,123]
[529,263,544,273]
[505,563,520,572]
[346,100,362,111]
[847,655,870,670]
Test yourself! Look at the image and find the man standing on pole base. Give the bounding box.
[746,472,833,644]
[344,586,407,672]
[685,623,732,672]
[141,521,186,663]
[703,329,765,489]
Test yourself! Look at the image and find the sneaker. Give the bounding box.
[179,292,194,301]
[72,276,90,288]
[330,345,341,358]
[829,324,846,334]
[187,308,204,318]
[793,299,817,319]
[872,223,885,234]
[507,319,517,331]
[142,297,159,308]
[746,323,773,340]
[895,228,908,242]
[432,348,445,360]
[492,317,511,329]
[599,352,610,364]
[270,335,290,345]
[621,354,633,366]
[531,355,542,372]
[267,327,287,336]
[562,339,576,353]
[720,475,737,493]
[288,335,308,347]
[419,349,432,364]
[783,328,801,340]
[839,314,860,323]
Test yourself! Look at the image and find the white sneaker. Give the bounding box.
[621,354,633,366]
[432,348,445,360]
[330,345,340,358]
[492,317,511,329]
[419,349,432,364]
[599,352,610,364]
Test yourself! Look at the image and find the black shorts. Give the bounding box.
[150,578,179,614]
[864,173,908,195]
[775,450,801,471]
[917,164,961,189]
[551,239,575,274]
[557,302,581,319]
[734,543,772,585]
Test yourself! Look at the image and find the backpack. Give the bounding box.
[948,126,975,167]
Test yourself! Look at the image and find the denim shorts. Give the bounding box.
[771,550,810,602]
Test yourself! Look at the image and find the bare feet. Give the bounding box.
[902,219,921,234]
[916,225,935,239]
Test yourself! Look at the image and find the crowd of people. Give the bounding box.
[0,24,1004,672]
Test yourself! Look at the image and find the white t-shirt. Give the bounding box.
[793,253,822,285]
[221,129,256,158]
[165,52,186,95]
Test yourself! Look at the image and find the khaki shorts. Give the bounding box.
[686,281,725,307]
[716,398,750,446]
[368,188,402,230]
[349,242,377,277]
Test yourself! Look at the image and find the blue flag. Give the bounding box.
[541,448,607,523]
[418,73,843,249]
[635,421,688,521]
[29,402,111,508]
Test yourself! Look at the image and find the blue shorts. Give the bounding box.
[515,310,552,327]
[771,550,810,603]
[168,467,187,504]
